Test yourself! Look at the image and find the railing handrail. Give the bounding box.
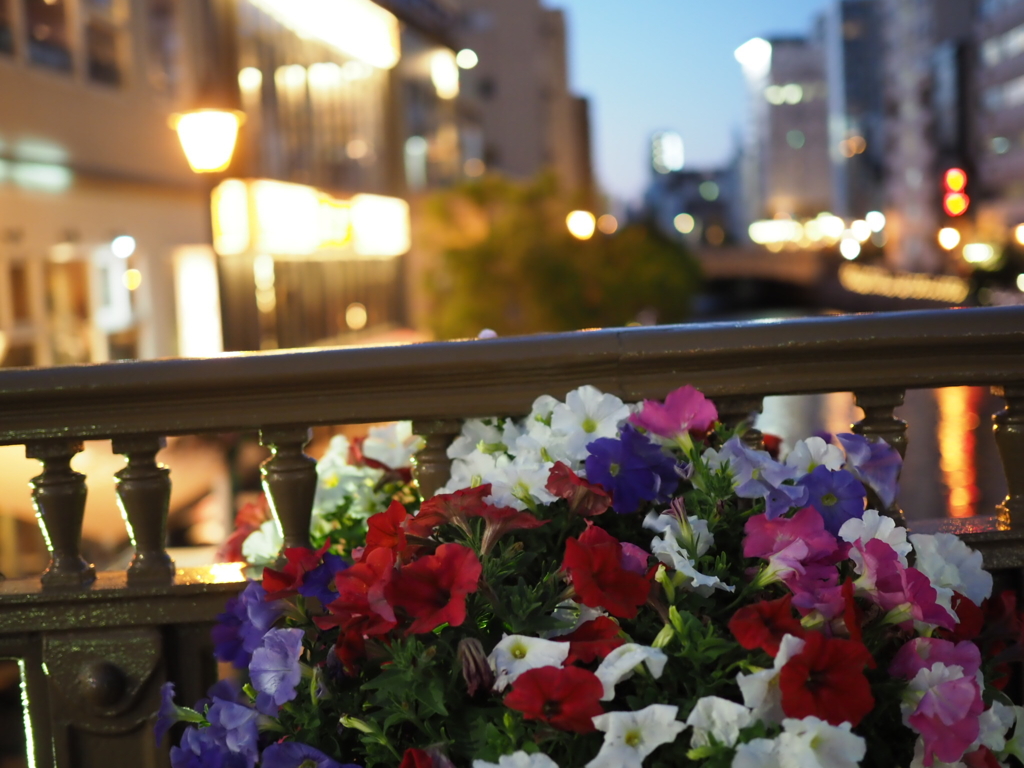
[0,306,1020,444]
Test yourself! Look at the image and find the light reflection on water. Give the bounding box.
[756,387,1007,523]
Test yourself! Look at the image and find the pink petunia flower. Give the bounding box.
[853,540,955,631]
[745,507,839,562]
[628,385,718,444]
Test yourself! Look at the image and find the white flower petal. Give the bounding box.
[733,738,781,768]
[473,752,560,768]
[587,704,686,768]
[488,635,569,692]
[241,520,282,566]
[785,437,844,475]
[910,532,993,607]
[594,644,667,701]
[839,509,912,566]
[362,421,424,469]
[685,696,752,749]
[777,717,865,768]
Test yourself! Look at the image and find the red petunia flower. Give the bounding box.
[561,524,652,619]
[263,543,330,601]
[398,748,433,768]
[387,543,482,634]
[779,632,875,726]
[555,616,625,664]
[418,484,492,532]
[474,505,547,554]
[217,500,270,562]
[841,578,863,645]
[363,500,442,562]
[545,462,612,517]
[728,594,805,656]
[503,666,605,733]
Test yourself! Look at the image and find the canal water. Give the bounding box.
[755,387,1008,525]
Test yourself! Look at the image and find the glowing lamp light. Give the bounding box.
[431,50,460,99]
[456,48,478,69]
[937,228,961,250]
[566,211,596,240]
[345,302,368,330]
[943,168,968,193]
[674,213,695,234]
[839,237,861,260]
[351,194,411,257]
[1017,273,1024,292]
[170,109,244,173]
[865,211,886,232]
[734,37,772,77]
[111,235,136,259]
[122,268,142,291]
[962,243,996,266]
[1015,224,1024,246]
[597,214,618,234]
[943,192,970,217]
[850,220,872,243]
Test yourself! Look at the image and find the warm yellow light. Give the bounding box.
[850,220,871,242]
[173,246,223,357]
[937,227,961,250]
[251,180,322,256]
[351,194,411,257]
[1017,273,1024,292]
[171,109,244,173]
[238,66,263,93]
[816,214,846,241]
[464,158,485,177]
[839,237,861,260]
[749,219,802,244]
[318,197,352,249]
[345,302,368,330]
[674,213,695,234]
[456,48,479,69]
[865,211,886,232]
[566,210,596,240]
[597,214,618,234]
[122,268,142,291]
[1015,224,1024,246]
[962,243,995,265]
[211,179,251,256]
[248,0,400,69]
[431,50,460,99]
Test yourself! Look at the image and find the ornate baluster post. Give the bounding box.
[260,427,316,550]
[113,435,174,586]
[715,396,764,450]
[852,388,908,524]
[26,439,95,588]
[993,385,1024,527]
[412,419,461,499]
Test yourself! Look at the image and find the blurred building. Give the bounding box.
[736,35,832,223]
[0,0,464,365]
[824,0,886,219]
[455,0,593,198]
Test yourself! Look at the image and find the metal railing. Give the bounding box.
[1,305,1023,767]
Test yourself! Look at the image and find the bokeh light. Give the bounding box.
[566,210,596,240]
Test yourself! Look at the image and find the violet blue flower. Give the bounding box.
[799,465,866,536]
[585,425,680,514]
[156,682,179,746]
[260,742,361,768]
[628,384,718,443]
[713,436,807,518]
[298,553,349,606]
[212,581,284,669]
[249,627,305,710]
[837,433,902,509]
[170,726,249,768]
[205,698,260,767]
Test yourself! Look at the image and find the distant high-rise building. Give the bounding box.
[456,0,593,197]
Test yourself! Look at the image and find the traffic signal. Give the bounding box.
[942,168,970,217]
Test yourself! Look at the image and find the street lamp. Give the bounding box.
[170,108,245,173]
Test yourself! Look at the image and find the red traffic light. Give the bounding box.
[943,168,968,193]
[943,192,970,217]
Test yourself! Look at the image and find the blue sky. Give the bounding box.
[543,0,830,204]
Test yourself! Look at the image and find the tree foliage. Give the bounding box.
[420,174,702,339]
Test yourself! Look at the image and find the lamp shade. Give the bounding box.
[170,109,245,173]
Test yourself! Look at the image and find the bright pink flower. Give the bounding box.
[854,540,955,631]
[744,507,838,562]
[889,638,982,680]
[618,542,650,575]
[789,570,845,620]
[628,384,718,441]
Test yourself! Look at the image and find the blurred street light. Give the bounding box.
[1015,224,1024,246]
[456,49,479,69]
[850,220,871,242]
[839,237,861,260]
[674,213,695,234]
[566,211,596,240]
[734,38,772,76]
[865,211,886,232]
[170,109,245,173]
[937,228,961,250]
[111,235,136,259]
[1018,274,1024,292]
[597,214,618,234]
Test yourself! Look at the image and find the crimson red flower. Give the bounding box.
[779,632,875,726]
[945,591,985,642]
[503,666,604,733]
[263,544,330,601]
[217,500,269,562]
[545,462,612,517]
[728,595,805,656]
[562,524,651,619]
[363,500,442,562]
[398,748,433,768]
[964,746,1003,768]
[418,484,491,531]
[474,505,547,554]
[555,616,625,664]
[387,543,482,634]
[841,578,863,645]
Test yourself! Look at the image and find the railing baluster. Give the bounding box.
[852,388,907,523]
[993,385,1024,527]
[412,419,461,499]
[26,439,95,589]
[113,435,175,586]
[715,396,764,450]
[260,427,316,550]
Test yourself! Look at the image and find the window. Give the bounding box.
[0,0,13,55]
[25,0,72,72]
[146,0,179,92]
[84,0,123,85]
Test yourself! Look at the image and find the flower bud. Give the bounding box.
[457,637,494,697]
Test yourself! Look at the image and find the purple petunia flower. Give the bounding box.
[585,425,680,514]
[798,465,866,535]
[206,698,260,767]
[260,742,361,768]
[170,725,250,768]
[837,432,903,509]
[712,436,808,519]
[249,627,305,712]
[155,682,179,746]
[298,553,349,606]
[212,581,285,669]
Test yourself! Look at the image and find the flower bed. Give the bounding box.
[158,385,1024,768]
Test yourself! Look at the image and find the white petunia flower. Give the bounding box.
[439,450,501,495]
[448,419,518,460]
[733,738,782,768]
[550,385,631,462]
[362,421,425,469]
[473,751,560,768]
[909,532,993,607]
[528,394,561,426]
[650,530,734,597]
[488,635,569,691]
[510,429,575,468]
[594,644,667,701]
[685,696,752,749]
[644,510,714,557]
[1000,705,1024,763]
[586,704,686,768]
[241,519,283,566]
[839,509,912,566]
[776,717,865,768]
[484,455,557,510]
[736,634,806,724]
[785,437,844,476]
[972,701,1016,754]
